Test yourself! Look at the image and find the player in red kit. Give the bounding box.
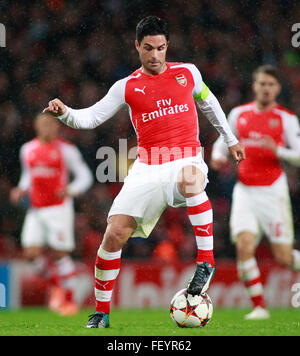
[10,113,93,315]
[43,16,245,328]
[211,65,300,320]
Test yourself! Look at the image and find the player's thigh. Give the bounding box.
[102,214,138,251]
[23,246,44,260]
[177,165,206,197]
[108,160,167,238]
[236,231,257,261]
[21,210,45,249]
[170,153,209,206]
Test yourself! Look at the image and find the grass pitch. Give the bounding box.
[0,307,299,336]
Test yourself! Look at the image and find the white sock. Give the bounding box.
[237,257,265,308]
[55,255,77,291]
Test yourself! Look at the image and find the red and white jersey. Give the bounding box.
[212,101,300,186]
[58,62,238,165]
[18,137,93,208]
[125,63,202,164]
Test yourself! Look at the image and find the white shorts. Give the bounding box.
[108,153,209,238]
[230,173,294,245]
[21,198,75,252]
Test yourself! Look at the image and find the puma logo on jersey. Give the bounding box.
[95,280,110,290]
[134,86,146,95]
[196,226,210,235]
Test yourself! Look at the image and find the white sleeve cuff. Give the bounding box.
[57,107,70,120]
[226,137,239,147]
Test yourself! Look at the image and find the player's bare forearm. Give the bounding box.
[228,142,246,165]
[43,98,67,117]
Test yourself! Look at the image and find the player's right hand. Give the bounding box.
[43,98,66,117]
[228,142,246,166]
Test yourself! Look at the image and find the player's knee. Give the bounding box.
[236,233,256,260]
[49,249,69,260]
[103,225,130,251]
[177,166,205,198]
[272,248,292,268]
[23,246,43,260]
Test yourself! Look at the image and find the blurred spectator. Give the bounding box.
[152,241,179,263]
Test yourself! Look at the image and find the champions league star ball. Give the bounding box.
[170,289,213,328]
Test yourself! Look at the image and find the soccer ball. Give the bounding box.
[170,288,213,328]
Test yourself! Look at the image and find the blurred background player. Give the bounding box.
[43,16,245,328]
[211,65,300,320]
[10,113,93,315]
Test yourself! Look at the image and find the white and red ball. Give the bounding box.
[170,288,213,328]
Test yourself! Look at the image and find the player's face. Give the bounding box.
[34,114,60,142]
[135,35,168,75]
[253,73,281,106]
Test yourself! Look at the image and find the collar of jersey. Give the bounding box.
[139,62,170,77]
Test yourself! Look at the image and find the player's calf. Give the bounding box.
[185,190,216,295]
[236,232,256,261]
[103,215,137,252]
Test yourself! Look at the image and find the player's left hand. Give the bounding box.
[43,98,66,117]
[56,188,78,198]
[228,142,246,166]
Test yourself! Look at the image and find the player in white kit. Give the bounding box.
[211,65,300,319]
[43,16,245,328]
[10,113,93,315]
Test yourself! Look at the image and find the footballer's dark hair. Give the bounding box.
[252,64,280,82]
[136,16,169,44]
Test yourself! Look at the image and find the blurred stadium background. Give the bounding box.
[0,0,300,309]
